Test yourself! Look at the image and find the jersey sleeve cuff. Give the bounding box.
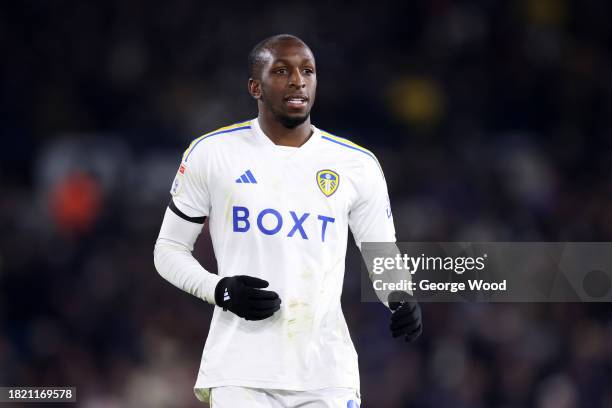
[204,273,223,305]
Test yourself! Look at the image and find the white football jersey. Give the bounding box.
[169,118,396,401]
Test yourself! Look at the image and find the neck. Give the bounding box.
[258,111,312,147]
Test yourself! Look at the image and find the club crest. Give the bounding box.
[317,169,339,197]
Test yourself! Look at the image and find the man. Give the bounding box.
[154,34,422,407]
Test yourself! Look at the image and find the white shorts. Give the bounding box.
[209,386,360,408]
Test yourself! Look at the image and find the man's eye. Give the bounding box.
[275,68,287,74]
[303,69,314,75]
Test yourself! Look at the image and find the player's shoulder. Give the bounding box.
[182,119,252,162]
[318,128,379,164]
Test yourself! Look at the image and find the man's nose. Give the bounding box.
[289,70,305,88]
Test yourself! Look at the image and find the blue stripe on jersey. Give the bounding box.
[184,125,251,162]
[320,132,386,178]
[321,135,376,160]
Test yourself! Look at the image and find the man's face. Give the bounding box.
[253,41,317,128]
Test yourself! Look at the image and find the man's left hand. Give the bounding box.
[388,291,422,342]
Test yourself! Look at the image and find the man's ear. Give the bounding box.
[248,78,261,100]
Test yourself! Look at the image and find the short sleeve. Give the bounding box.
[348,156,396,249]
[170,148,210,218]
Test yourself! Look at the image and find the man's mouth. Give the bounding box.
[284,95,309,108]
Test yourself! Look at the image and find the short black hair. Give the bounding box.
[248,34,309,79]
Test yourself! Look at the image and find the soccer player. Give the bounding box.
[154,34,422,407]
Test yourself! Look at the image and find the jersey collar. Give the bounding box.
[250,117,321,152]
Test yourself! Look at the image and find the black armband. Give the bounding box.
[168,199,206,224]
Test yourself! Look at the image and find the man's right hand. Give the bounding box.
[214,276,281,321]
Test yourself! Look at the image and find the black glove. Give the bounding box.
[388,291,422,342]
[215,275,281,321]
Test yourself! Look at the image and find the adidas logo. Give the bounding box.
[223,288,230,301]
[235,169,257,184]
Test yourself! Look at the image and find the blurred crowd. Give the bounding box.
[1,0,612,407]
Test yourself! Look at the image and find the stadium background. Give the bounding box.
[1,1,611,406]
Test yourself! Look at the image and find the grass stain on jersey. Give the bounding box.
[284,299,314,340]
